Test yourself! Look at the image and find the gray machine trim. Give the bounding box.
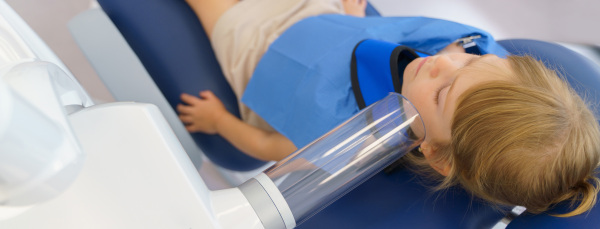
[239,178,286,229]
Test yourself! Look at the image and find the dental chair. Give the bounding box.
[68,0,600,228]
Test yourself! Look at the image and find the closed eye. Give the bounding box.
[434,84,451,105]
[434,55,481,105]
[435,56,479,104]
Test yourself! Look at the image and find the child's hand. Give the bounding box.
[177,91,228,134]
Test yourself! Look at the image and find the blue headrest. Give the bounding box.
[497,39,600,229]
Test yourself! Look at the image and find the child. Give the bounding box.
[178,0,600,217]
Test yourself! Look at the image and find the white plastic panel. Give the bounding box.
[0,103,218,228]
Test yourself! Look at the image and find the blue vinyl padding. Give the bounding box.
[96,0,600,227]
[298,167,507,229]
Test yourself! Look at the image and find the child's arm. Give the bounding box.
[177,91,297,161]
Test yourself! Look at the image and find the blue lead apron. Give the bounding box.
[351,40,429,109]
[242,15,509,147]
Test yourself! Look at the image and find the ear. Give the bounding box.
[420,141,451,176]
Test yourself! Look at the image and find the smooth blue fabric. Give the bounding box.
[298,168,507,229]
[243,15,509,148]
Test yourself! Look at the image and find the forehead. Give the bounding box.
[444,55,512,113]
[455,55,511,90]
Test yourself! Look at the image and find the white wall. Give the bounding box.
[370,0,600,45]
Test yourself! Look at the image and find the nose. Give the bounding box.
[430,55,460,79]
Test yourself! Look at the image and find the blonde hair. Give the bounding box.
[409,55,600,217]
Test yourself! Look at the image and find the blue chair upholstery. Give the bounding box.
[94,0,600,228]
[298,168,507,228]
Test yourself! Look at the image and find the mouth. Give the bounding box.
[415,57,429,77]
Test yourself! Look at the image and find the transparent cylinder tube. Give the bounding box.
[265,93,424,225]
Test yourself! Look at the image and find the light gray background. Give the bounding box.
[6,0,600,103]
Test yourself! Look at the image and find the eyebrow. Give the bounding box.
[444,56,486,110]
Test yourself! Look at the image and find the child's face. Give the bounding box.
[402,53,511,144]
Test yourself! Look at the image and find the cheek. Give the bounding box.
[402,83,437,141]
[402,82,430,108]
[404,60,418,78]
[402,59,420,86]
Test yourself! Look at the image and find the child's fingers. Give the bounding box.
[185,125,197,133]
[178,114,194,124]
[176,103,194,114]
[180,93,202,104]
[199,90,216,100]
